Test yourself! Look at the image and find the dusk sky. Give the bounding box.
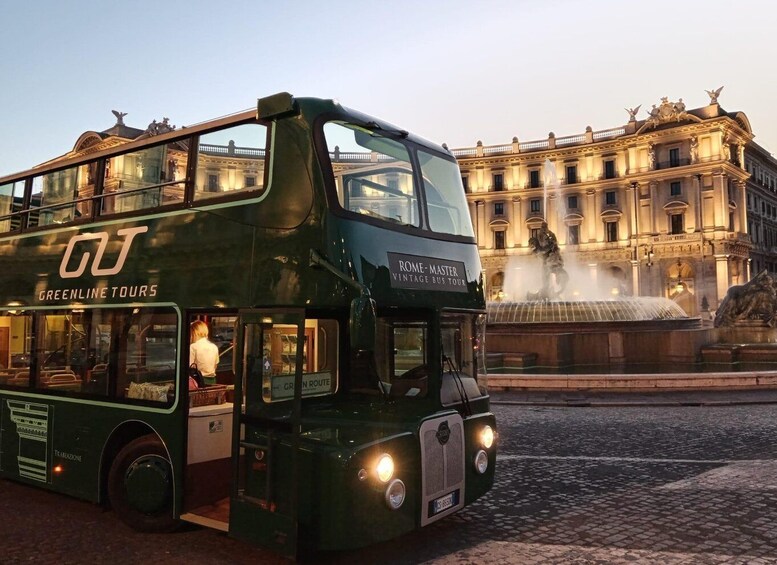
[1,0,775,177]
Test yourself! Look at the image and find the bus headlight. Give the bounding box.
[480,425,495,449]
[376,453,394,483]
[474,450,488,474]
[385,479,406,510]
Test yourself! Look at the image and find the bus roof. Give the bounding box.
[0,94,452,187]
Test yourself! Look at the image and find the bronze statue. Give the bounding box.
[714,270,777,327]
[528,222,568,300]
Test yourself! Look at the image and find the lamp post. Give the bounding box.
[640,244,654,296]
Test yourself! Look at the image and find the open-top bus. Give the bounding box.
[0,93,496,556]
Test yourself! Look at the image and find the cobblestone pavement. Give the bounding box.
[5,397,777,563]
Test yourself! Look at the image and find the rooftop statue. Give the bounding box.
[706,86,724,105]
[111,110,128,126]
[625,105,641,122]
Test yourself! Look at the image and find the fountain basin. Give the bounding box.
[486,299,706,370]
[487,298,693,325]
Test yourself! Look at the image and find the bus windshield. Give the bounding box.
[373,312,482,400]
[323,121,474,237]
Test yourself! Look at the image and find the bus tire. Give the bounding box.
[108,434,179,533]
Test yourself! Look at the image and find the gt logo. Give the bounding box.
[59,226,148,279]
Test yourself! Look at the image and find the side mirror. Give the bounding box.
[350,296,376,353]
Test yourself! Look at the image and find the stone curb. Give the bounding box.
[485,370,777,393]
[490,398,777,408]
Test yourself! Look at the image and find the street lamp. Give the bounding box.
[642,244,654,268]
[674,259,684,293]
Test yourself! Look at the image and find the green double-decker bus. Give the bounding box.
[0,93,496,556]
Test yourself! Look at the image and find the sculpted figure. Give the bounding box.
[528,222,568,300]
[714,270,777,327]
[648,143,656,170]
[690,136,699,164]
[625,105,641,122]
[706,86,724,104]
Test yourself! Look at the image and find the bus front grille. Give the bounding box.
[419,413,465,526]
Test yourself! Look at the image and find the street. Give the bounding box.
[5,399,777,564]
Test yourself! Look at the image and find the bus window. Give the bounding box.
[324,121,420,227]
[209,315,236,376]
[34,311,89,392]
[195,123,267,201]
[0,307,178,403]
[439,312,485,406]
[0,312,32,388]
[0,180,25,233]
[374,318,429,398]
[259,319,338,403]
[418,150,475,238]
[440,313,475,378]
[82,310,113,396]
[121,309,177,403]
[102,140,188,214]
[28,165,88,228]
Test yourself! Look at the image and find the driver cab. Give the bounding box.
[372,311,485,404]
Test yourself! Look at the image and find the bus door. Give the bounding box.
[229,309,305,557]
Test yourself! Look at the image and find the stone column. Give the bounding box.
[623,184,634,241]
[648,181,658,234]
[628,182,640,239]
[475,200,486,247]
[468,200,477,240]
[714,254,730,307]
[737,180,747,235]
[586,189,597,243]
[512,197,523,247]
[692,175,702,232]
[712,173,728,230]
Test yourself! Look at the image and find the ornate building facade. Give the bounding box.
[453,90,777,316]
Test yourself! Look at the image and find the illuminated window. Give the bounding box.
[669,147,680,167]
[670,213,684,234]
[529,170,541,189]
[604,160,616,179]
[494,230,505,249]
[605,221,618,242]
[568,224,579,244]
[565,165,577,184]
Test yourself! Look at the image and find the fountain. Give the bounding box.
[486,160,705,373]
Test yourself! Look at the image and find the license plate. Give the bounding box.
[432,491,458,515]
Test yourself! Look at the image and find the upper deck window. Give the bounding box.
[102,141,187,214]
[418,150,475,237]
[28,166,92,228]
[0,180,26,232]
[324,121,420,228]
[195,123,267,201]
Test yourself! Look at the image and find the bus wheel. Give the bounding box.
[108,434,179,533]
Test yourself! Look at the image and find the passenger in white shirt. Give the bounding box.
[189,320,220,386]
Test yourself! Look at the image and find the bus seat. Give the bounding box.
[7,371,29,387]
[48,372,78,384]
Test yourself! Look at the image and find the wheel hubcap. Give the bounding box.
[124,455,171,514]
